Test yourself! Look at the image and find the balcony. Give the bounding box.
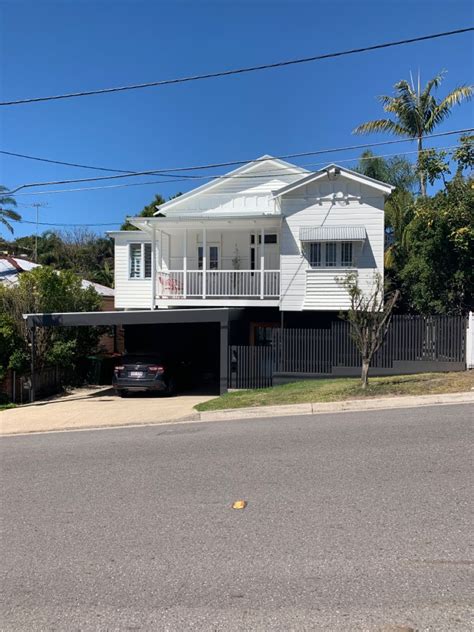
[156,270,280,303]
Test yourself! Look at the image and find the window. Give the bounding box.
[325,242,337,267]
[341,242,353,267]
[258,233,278,245]
[198,246,219,269]
[250,234,278,244]
[254,325,276,347]
[129,243,152,279]
[309,242,321,267]
[306,241,355,268]
[209,246,219,270]
[130,244,142,278]
[144,243,152,277]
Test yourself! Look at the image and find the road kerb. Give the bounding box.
[198,391,474,422]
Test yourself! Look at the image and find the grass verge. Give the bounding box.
[195,371,474,412]
[0,403,17,411]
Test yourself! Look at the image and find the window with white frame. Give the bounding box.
[309,242,321,267]
[129,243,152,278]
[306,241,356,268]
[325,242,337,267]
[209,246,219,269]
[198,245,219,270]
[341,242,353,267]
[250,233,278,245]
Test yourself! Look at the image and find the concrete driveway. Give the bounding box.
[0,387,214,435]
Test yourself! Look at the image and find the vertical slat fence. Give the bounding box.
[229,315,467,389]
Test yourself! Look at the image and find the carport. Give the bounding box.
[23,308,239,401]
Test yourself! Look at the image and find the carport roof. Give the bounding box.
[23,308,241,329]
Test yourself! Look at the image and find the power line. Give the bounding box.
[0,149,196,178]
[9,142,472,198]
[4,128,473,195]
[10,143,465,197]
[1,27,472,106]
[14,219,121,227]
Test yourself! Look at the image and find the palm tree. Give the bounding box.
[0,185,21,234]
[356,150,417,246]
[353,72,473,195]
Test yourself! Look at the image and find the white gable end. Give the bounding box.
[158,157,308,216]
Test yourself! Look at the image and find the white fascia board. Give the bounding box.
[153,155,309,215]
[107,230,141,236]
[129,214,282,231]
[272,164,395,198]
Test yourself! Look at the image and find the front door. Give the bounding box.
[250,233,279,270]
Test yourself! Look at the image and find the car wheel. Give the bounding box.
[166,379,177,396]
[119,390,128,398]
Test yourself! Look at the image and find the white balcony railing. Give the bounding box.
[157,270,280,300]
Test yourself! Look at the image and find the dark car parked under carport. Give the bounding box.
[113,353,192,397]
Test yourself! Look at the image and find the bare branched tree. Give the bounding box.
[338,272,400,388]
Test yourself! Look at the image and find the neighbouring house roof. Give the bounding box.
[152,155,309,215]
[299,226,367,241]
[272,164,395,198]
[0,256,114,297]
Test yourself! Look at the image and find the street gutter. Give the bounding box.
[2,391,473,437]
[197,391,474,422]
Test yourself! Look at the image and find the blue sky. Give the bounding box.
[1,0,473,238]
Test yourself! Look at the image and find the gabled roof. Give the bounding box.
[153,155,309,214]
[272,163,395,198]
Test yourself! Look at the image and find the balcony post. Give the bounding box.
[150,225,156,309]
[260,226,265,299]
[183,228,187,298]
[202,226,207,298]
[158,229,163,297]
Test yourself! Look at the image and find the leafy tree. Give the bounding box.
[338,272,399,388]
[0,266,102,377]
[0,313,26,380]
[50,229,114,286]
[400,175,474,314]
[121,192,182,230]
[416,149,451,187]
[353,71,473,195]
[0,185,21,234]
[453,134,474,173]
[3,229,115,287]
[121,194,166,230]
[356,151,417,243]
[356,151,416,308]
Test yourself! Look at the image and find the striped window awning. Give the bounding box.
[299,226,367,242]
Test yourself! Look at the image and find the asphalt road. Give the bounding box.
[1,404,472,631]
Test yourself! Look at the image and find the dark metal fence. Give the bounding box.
[228,315,467,389]
[3,367,63,404]
[228,345,274,389]
[274,315,466,374]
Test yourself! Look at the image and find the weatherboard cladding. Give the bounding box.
[299,226,367,242]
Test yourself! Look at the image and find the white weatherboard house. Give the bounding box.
[110,156,393,326]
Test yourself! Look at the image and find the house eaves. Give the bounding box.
[271,163,395,198]
[129,212,282,231]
